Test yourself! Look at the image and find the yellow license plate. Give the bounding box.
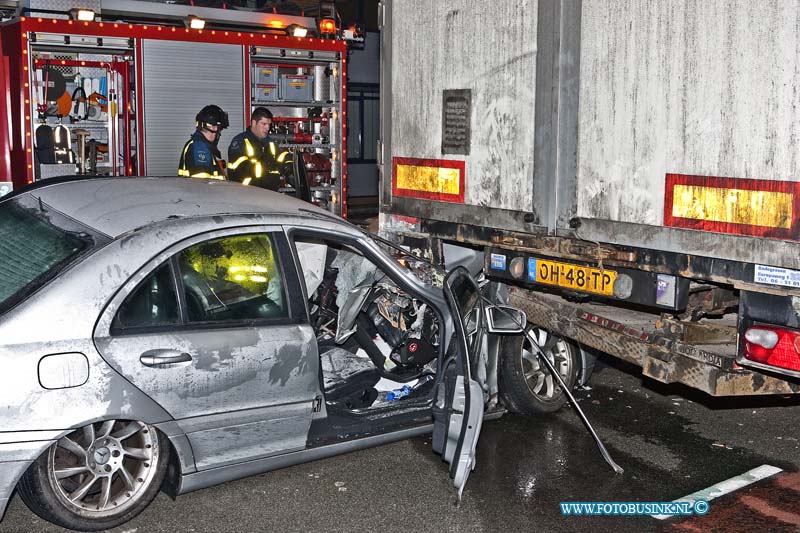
[528,258,617,296]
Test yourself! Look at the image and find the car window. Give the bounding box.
[111,263,179,332]
[0,196,96,315]
[177,233,287,323]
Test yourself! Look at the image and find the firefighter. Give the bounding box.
[178,105,229,179]
[227,107,291,190]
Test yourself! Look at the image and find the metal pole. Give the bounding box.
[525,325,624,474]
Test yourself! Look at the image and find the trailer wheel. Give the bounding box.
[499,327,579,414]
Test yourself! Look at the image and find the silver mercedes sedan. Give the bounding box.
[0,177,534,531]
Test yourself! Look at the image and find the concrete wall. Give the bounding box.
[390,0,538,212]
[578,0,800,224]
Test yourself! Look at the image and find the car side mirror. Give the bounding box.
[485,305,527,334]
[465,306,480,336]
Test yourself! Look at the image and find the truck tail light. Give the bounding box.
[743,326,800,371]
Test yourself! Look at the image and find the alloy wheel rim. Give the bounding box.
[520,328,573,401]
[47,420,159,517]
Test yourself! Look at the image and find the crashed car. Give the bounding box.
[0,177,537,531]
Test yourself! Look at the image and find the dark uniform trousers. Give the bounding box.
[178,131,226,179]
[227,130,291,190]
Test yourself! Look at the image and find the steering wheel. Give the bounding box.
[353,312,424,382]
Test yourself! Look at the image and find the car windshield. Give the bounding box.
[0,195,97,314]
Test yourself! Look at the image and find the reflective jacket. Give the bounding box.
[227,130,291,190]
[178,131,226,179]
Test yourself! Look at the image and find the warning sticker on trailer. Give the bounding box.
[490,253,506,271]
[754,264,800,288]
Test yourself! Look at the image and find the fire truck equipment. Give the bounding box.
[84,92,108,122]
[70,86,88,121]
[56,91,72,117]
[280,75,314,102]
[36,66,67,117]
[74,128,90,174]
[1,8,347,215]
[52,124,74,165]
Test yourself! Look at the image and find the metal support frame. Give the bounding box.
[533,0,581,232]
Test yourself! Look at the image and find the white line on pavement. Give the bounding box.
[652,464,784,520]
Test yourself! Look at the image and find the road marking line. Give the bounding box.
[652,464,783,520]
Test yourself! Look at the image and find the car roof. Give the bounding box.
[16,177,340,237]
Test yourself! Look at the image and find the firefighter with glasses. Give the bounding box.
[178,105,229,179]
[227,107,291,190]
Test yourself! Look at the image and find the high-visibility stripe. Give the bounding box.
[181,141,193,161]
[392,158,465,203]
[228,156,248,170]
[672,184,793,229]
[178,141,193,175]
[255,162,263,178]
[242,177,252,186]
[269,142,276,157]
[189,172,224,180]
[244,138,255,157]
[277,151,289,163]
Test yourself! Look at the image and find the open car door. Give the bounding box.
[432,266,486,499]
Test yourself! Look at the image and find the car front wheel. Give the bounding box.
[18,419,169,532]
[499,327,580,414]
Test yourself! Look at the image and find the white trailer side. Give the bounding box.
[578,0,800,224]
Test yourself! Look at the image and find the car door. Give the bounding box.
[94,227,319,470]
[432,266,487,499]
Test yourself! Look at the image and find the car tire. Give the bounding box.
[498,327,580,415]
[18,420,169,532]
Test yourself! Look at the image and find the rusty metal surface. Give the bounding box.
[657,316,738,345]
[509,287,800,396]
[391,216,800,297]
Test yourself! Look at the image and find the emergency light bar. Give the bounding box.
[319,18,336,34]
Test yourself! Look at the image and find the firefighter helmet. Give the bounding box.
[196,105,229,130]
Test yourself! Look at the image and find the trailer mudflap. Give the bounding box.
[508,287,800,396]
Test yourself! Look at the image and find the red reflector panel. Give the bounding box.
[743,326,800,372]
[664,173,800,241]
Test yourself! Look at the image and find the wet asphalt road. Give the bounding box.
[3,357,799,533]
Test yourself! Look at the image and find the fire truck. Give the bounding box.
[0,0,352,215]
[378,0,800,408]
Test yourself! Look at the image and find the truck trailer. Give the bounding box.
[378,0,800,409]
